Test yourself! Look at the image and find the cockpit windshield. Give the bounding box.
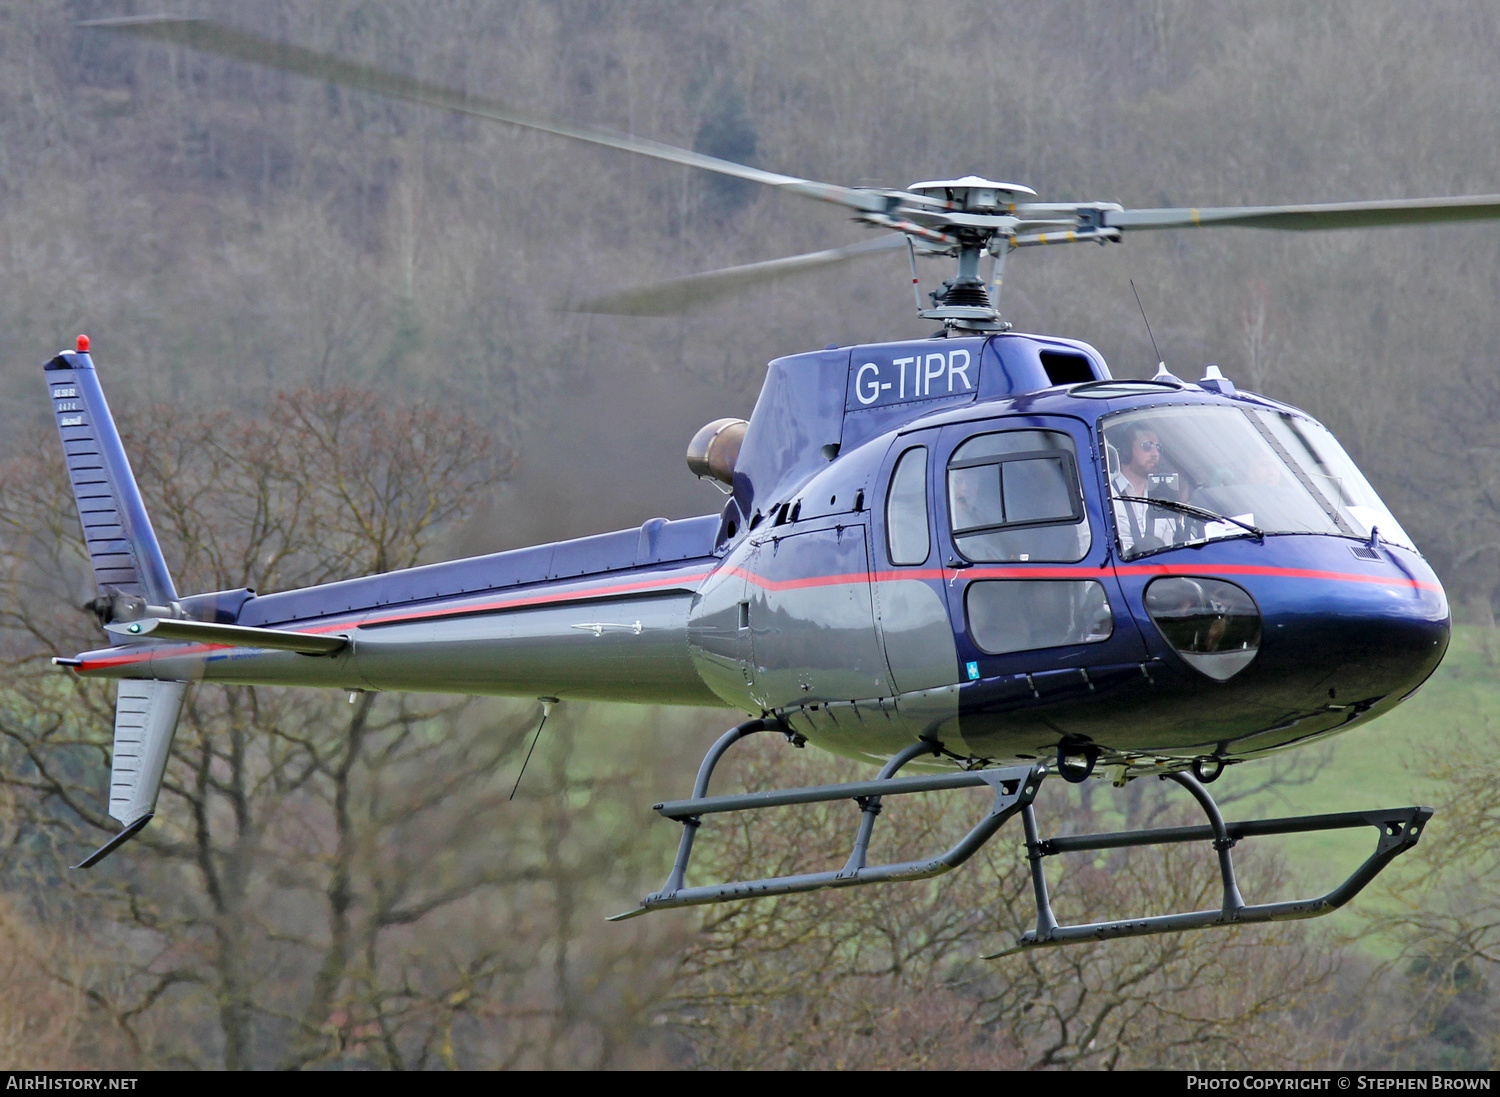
[1101,405,1413,560]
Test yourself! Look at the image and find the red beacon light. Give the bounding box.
[76,334,90,353]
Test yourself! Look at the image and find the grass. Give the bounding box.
[1215,625,1498,812]
[1197,626,1500,931]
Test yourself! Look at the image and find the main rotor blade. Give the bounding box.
[1108,194,1500,232]
[81,16,888,215]
[573,233,910,315]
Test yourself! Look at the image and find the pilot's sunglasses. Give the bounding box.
[1136,440,1161,451]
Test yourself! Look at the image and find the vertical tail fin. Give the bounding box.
[75,679,187,869]
[47,338,185,868]
[45,336,178,613]
[109,679,186,829]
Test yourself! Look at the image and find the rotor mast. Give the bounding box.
[905,177,1029,333]
[899,178,1134,333]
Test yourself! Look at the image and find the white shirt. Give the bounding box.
[1112,472,1180,554]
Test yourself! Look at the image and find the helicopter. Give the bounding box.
[44,15,1491,952]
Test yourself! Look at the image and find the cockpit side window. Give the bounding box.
[886,446,930,565]
[946,430,1090,563]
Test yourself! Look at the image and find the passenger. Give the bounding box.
[1244,451,1283,486]
[948,464,997,533]
[1111,423,1182,554]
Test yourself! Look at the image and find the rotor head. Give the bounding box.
[905,177,1037,213]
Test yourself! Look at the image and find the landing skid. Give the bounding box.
[612,720,1432,953]
[609,721,1043,920]
[992,774,1431,956]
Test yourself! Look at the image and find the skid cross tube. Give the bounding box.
[991,771,1432,955]
[610,733,1044,921]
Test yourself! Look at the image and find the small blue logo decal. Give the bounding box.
[966,661,980,681]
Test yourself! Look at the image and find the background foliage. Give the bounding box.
[0,0,1497,1068]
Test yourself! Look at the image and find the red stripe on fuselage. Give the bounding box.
[75,570,715,671]
[733,561,1440,592]
[1111,562,1442,591]
[73,557,1438,673]
[725,564,1109,589]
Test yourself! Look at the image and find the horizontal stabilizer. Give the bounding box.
[105,617,348,655]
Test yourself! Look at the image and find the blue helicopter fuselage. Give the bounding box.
[66,333,1448,774]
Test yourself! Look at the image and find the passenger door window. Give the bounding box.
[946,430,1090,563]
[885,446,930,566]
[937,420,1147,676]
[965,579,1114,655]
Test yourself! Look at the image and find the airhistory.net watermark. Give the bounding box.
[3,1078,138,1091]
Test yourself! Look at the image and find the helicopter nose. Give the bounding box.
[1249,563,1449,704]
[1135,550,1449,710]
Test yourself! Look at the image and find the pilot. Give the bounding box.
[1112,423,1182,554]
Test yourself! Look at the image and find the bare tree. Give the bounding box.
[0,389,688,1068]
[1359,724,1500,1069]
[657,741,1345,1070]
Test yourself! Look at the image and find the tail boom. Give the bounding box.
[67,561,721,706]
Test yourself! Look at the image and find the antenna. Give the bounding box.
[906,239,923,312]
[509,697,559,800]
[1130,279,1166,374]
